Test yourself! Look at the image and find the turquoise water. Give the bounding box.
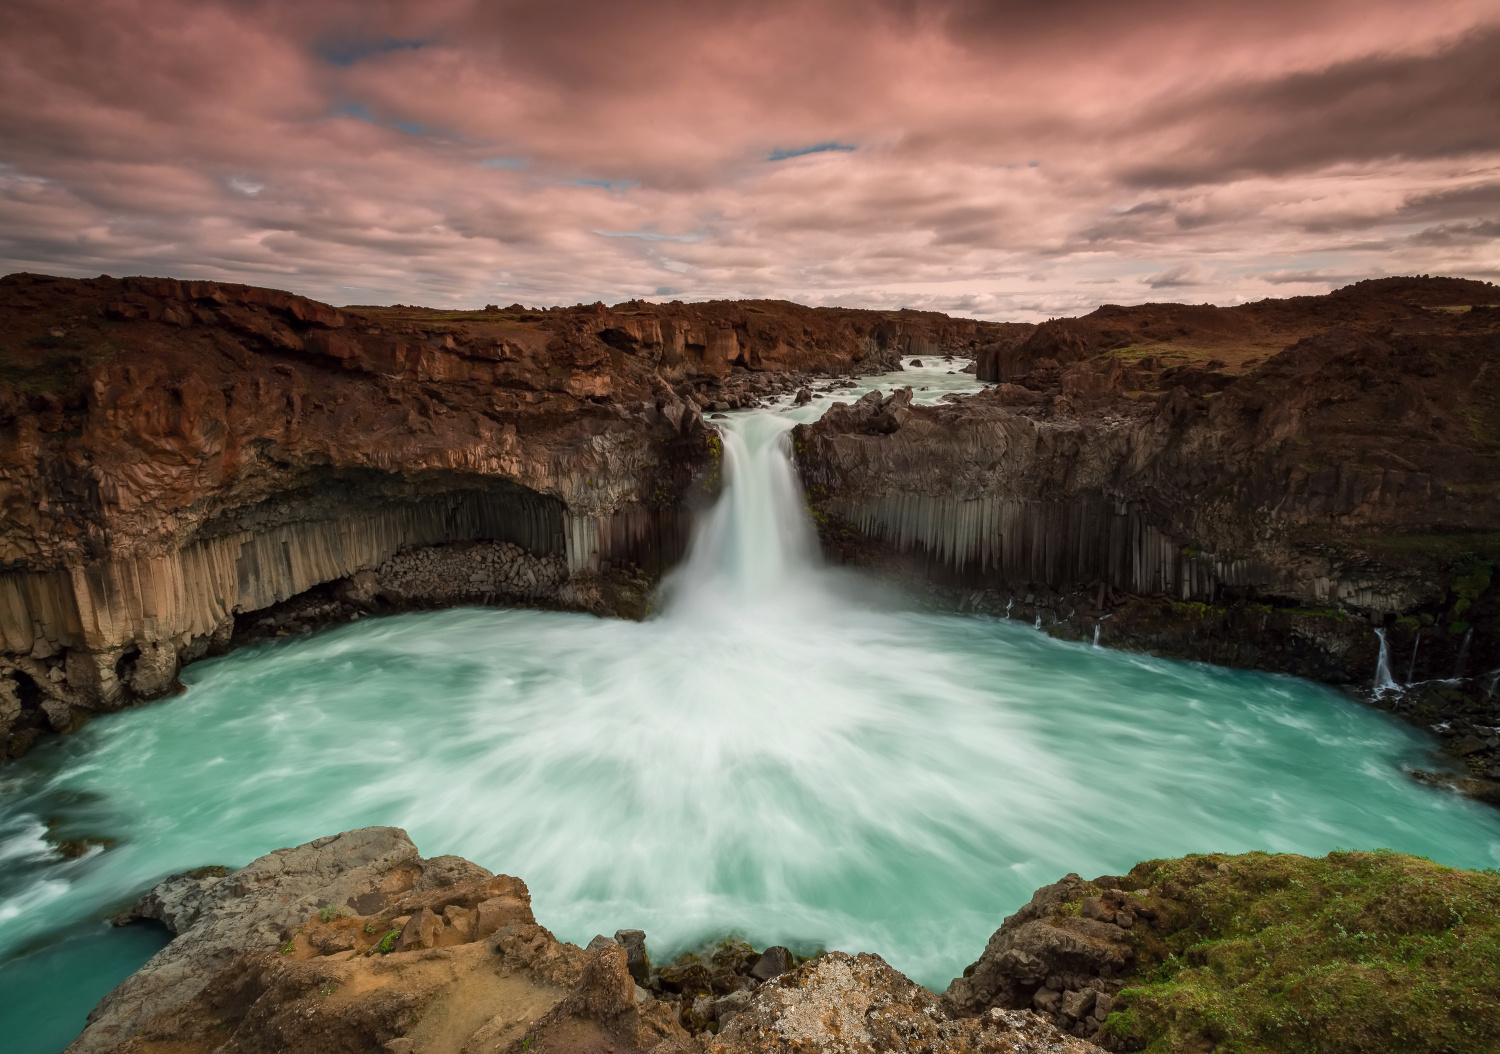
[4,378,1500,1052]
[0,921,170,1054]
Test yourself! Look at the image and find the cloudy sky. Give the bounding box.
[2,0,1498,319]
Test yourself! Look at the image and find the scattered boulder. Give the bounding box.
[749,945,794,981]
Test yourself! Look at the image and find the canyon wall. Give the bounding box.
[0,272,1008,758]
[798,278,1500,784]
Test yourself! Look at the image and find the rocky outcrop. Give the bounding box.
[796,277,1500,777]
[77,834,1500,1054]
[0,273,1006,761]
[945,875,1142,1044]
[949,850,1500,1054]
[80,829,1101,1054]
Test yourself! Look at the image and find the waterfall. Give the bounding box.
[1407,631,1422,683]
[1373,628,1399,695]
[1093,624,1101,647]
[662,413,822,616]
[1454,628,1473,680]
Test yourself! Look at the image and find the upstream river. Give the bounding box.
[4,361,1499,1053]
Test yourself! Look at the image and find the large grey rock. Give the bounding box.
[614,927,651,986]
[129,865,231,933]
[68,826,420,1054]
[749,944,794,981]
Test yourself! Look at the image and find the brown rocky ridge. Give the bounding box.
[73,826,1104,1054]
[0,272,998,761]
[78,829,1500,1054]
[795,277,1500,796]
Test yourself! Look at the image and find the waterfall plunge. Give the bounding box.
[1374,628,1400,695]
[665,414,821,615]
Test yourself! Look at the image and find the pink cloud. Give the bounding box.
[0,0,1497,320]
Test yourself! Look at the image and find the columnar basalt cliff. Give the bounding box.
[0,273,1004,760]
[797,278,1500,786]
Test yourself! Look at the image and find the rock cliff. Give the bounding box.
[0,273,1000,760]
[796,278,1500,787]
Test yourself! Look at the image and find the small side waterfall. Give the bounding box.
[1373,628,1400,695]
[1092,624,1101,647]
[1454,628,1474,680]
[1407,631,1422,683]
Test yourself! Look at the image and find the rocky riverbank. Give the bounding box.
[77,828,1500,1054]
[796,277,1500,798]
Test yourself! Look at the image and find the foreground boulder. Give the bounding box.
[76,829,1097,1054]
[72,827,694,1054]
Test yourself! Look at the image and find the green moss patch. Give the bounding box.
[0,336,117,395]
[1103,850,1500,1054]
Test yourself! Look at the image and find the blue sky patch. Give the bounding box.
[566,179,640,191]
[330,101,376,123]
[480,157,528,169]
[593,228,702,243]
[329,102,436,136]
[768,142,857,161]
[316,37,429,67]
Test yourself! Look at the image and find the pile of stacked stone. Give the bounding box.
[377,540,569,604]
